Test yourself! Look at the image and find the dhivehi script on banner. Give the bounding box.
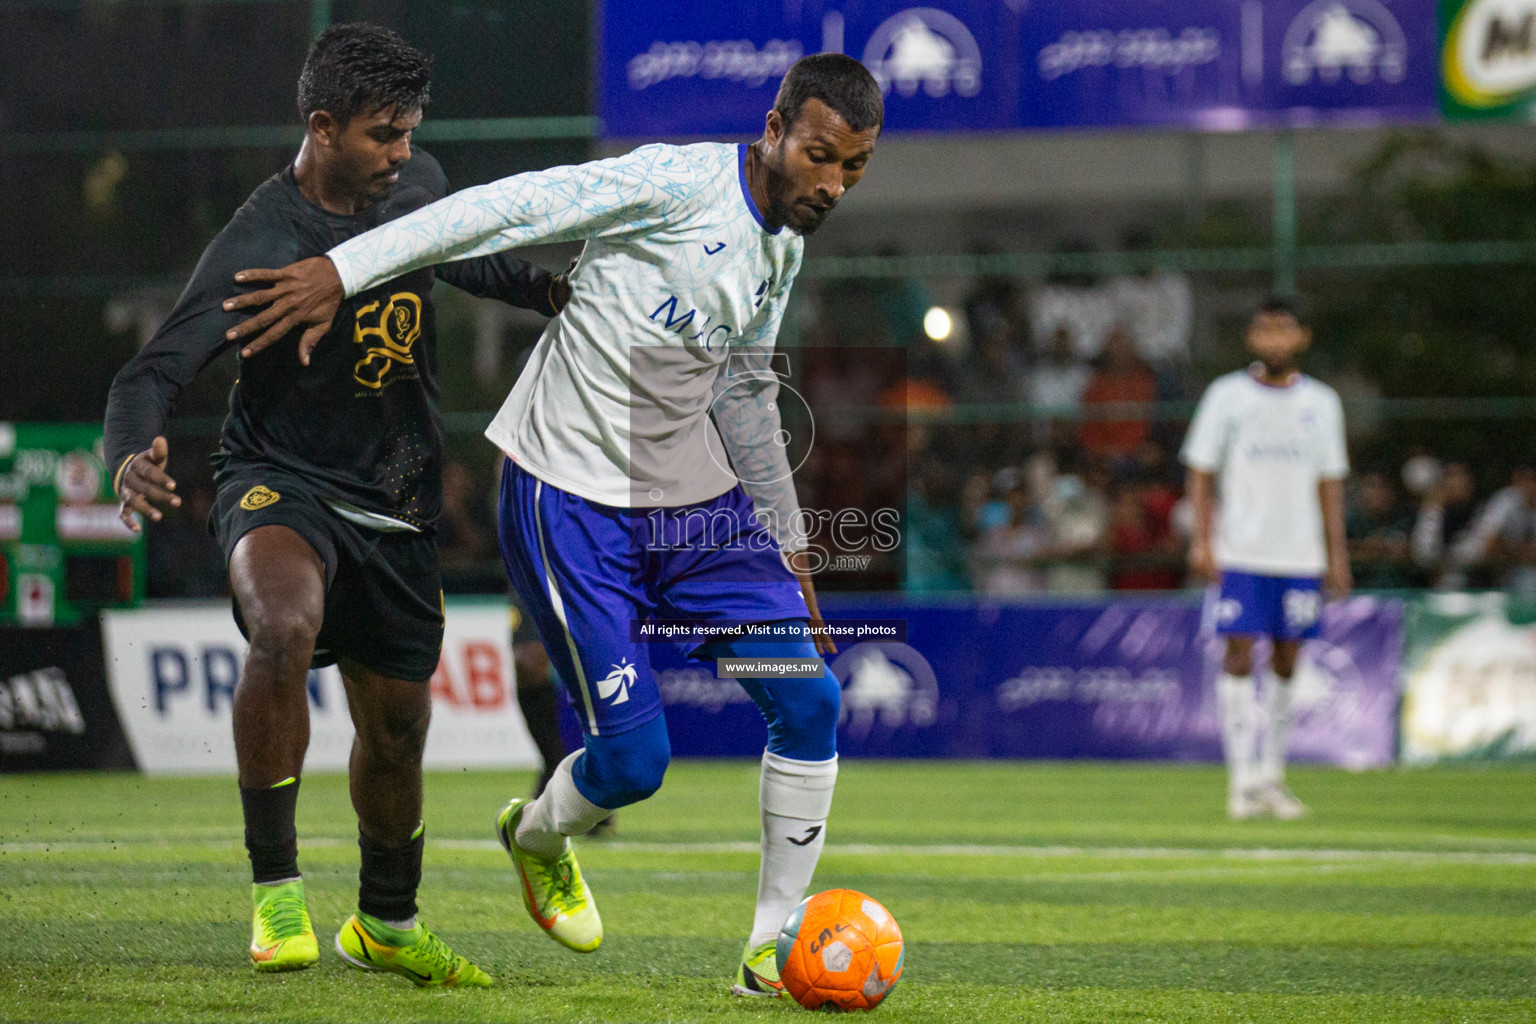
[1402,592,1536,763]
[101,599,538,774]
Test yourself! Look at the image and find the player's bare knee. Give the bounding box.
[350,680,431,768]
[361,708,429,769]
[243,608,321,676]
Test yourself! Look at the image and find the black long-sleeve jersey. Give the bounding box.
[104,147,554,532]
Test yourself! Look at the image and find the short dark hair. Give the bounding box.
[773,53,884,134]
[1255,295,1305,324]
[297,23,432,126]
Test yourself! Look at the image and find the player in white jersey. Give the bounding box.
[222,55,883,997]
[1181,298,1351,820]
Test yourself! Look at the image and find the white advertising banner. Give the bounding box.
[101,599,539,774]
[1402,593,1536,764]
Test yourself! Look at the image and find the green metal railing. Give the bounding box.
[149,395,1536,441]
[7,239,1536,300]
[798,239,1536,280]
[0,117,601,156]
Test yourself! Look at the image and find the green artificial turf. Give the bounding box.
[2,761,1533,1022]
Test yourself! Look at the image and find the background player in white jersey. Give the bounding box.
[222,54,883,997]
[1182,298,1351,820]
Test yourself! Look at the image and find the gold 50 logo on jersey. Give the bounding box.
[352,292,422,389]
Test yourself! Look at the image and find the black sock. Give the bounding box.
[517,683,569,795]
[358,826,423,923]
[240,779,300,884]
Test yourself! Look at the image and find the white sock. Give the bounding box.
[749,751,838,948]
[514,750,610,860]
[1259,672,1294,788]
[1216,673,1258,796]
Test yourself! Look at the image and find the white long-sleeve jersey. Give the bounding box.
[327,142,807,548]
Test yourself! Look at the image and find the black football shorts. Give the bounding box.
[210,464,444,682]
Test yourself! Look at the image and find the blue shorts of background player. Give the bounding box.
[1216,570,1323,641]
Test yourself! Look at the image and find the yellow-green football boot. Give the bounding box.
[731,939,784,998]
[249,880,319,972]
[495,798,602,952]
[334,913,493,988]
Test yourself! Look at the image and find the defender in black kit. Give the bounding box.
[102,23,567,987]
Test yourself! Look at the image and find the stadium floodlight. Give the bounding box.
[922,307,952,342]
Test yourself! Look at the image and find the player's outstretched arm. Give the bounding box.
[228,151,685,360]
[221,257,345,364]
[116,437,179,531]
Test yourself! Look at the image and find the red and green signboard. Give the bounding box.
[0,423,145,627]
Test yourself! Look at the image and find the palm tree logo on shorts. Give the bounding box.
[598,658,638,705]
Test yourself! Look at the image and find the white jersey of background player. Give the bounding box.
[1182,298,1351,821]
[224,54,884,999]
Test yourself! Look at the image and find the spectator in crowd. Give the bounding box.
[958,469,1000,541]
[1107,479,1182,591]
[954,323,1028,468]
[1107,267,1192,365]
[1129,439,1180,536]
[963,258,1024,350]
[1027,325,1091,445]
[879,332,953,411]
[870,245,933,345]
[971,477,1049,595]
[1346,470,1414,589]
[1039,455,1110,592]
[954,326,1026,406]
[1078,327,1157,464]
[1410,460,1479,588]
[971,466,1020,534]
[1400,450,1443,508]
[1459,464,1536,598]
[803,340,883,446]
[904,461,969,593]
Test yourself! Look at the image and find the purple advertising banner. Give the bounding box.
[1023,0,1438,130]
[602,595,1403,764]
[598,1,1438,137]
